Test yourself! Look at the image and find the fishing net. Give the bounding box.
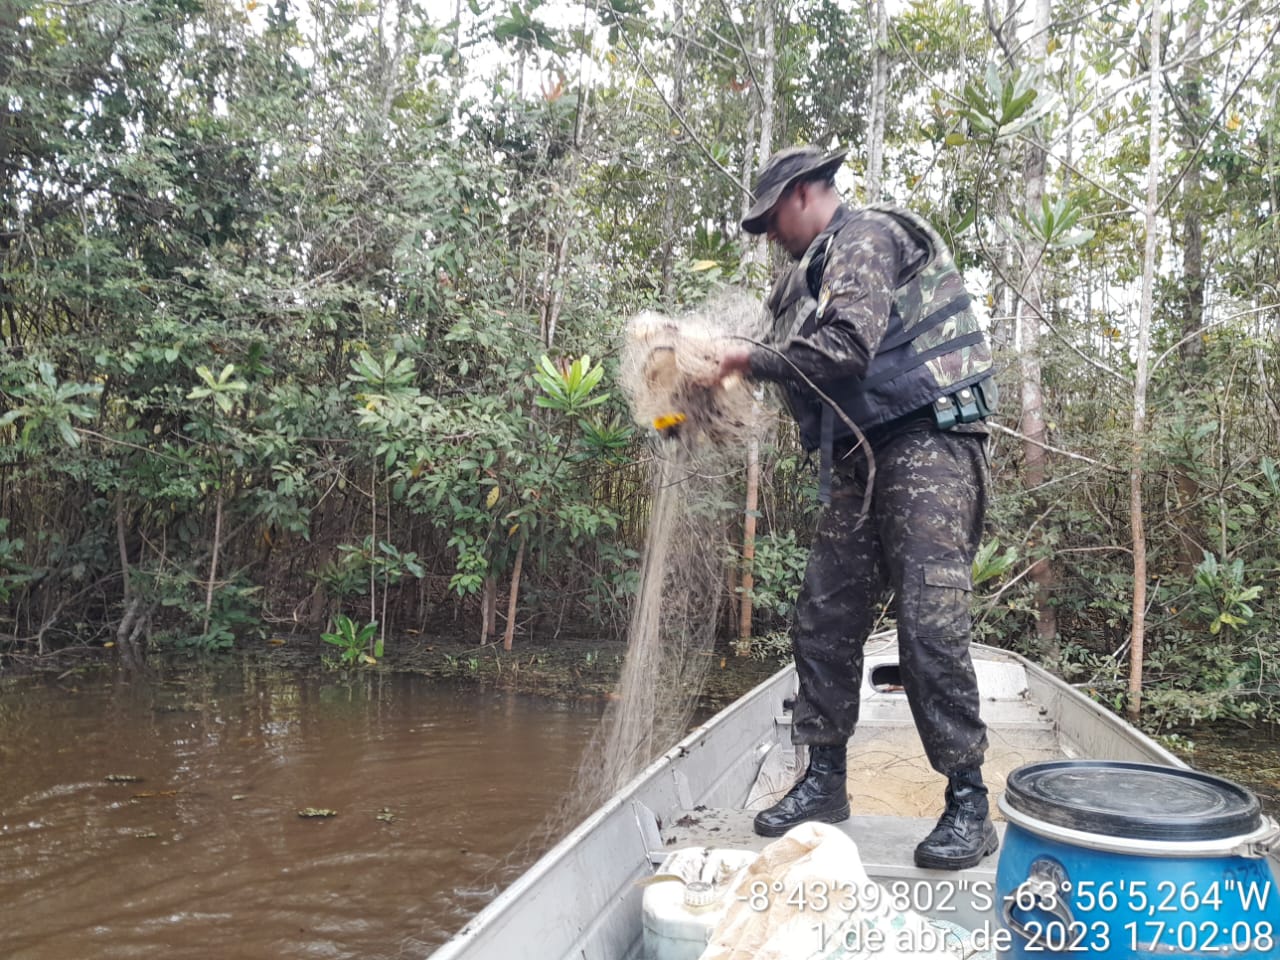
[411,289,781,955]
[570,287,777,814]
[618,288,767,448]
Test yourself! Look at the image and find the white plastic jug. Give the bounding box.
[641,847,757,960]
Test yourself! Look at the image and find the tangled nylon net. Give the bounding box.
[415,291,781,955]
[406,291,783,954]
[568,287,776,815]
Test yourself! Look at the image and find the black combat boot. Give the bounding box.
[913,767,999,869]
[753,744,851,837]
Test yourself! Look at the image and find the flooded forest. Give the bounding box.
[3,0,1280,742]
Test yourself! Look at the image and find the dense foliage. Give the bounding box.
[2,0,1277,729]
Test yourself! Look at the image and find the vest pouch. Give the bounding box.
[932,394,959,430]
[932,378,998,430]
[955,386,981,423]
[974,378,998,418]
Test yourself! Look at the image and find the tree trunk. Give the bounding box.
[480,575,496,642]
[1178,7,1205,370]
[758,2,775,182]
[865,0,888,200]
[660,0,686,300]
[114,490,142,667]
[372,0,405,136]
[1018,0,1058,652]
[724,561,740,638]
[737,438,759,652]
[502,539,525,651]
[379,484,391,654]
[369,465,378,626]
[1129,0,1164,723]
[1172,4,1206,573]
[116,490,130,602]
[734,0,776,653]
[202,487,223,638]
[541,229,570,349]
[116,596,145,671]
[740,110,759,221]
[748,0,776,228]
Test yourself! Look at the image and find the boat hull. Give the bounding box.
[431,641,1278,960]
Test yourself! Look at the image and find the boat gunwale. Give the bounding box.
[428,655,798,959]
[431,640,1271,958]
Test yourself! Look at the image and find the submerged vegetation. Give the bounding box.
[1,0,1278,731]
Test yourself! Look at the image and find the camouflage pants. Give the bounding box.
[790,425,989,776]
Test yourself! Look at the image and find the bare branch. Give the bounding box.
[977,230,1134,386]
[712,0,767,113]
[608,11,748,198]
[989,421,1116,469]
[1157,16,1280,214]
[1152,302,1280,375]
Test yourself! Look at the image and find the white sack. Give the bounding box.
[698,822,973,960]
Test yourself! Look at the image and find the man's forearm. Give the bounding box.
[747,331,872,384]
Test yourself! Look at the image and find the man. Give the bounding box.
[715,145,999,870]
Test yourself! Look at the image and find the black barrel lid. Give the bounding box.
[1004,760,1263,842]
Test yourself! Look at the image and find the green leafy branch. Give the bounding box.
[973,537,1019,587]
[1193,552,1262,636]
[321,614,381,667]
[0,360,102,449]
[961,64,1055,142]
[347,350,417,393]
[532,353,608,416]
[1018,194,1095,249]
[187,363,248,415]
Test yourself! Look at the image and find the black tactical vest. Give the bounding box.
[770,205,995,454]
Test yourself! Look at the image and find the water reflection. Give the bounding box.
[0,668,599,958]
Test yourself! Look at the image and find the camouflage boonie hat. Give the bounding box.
[741,145,848,234]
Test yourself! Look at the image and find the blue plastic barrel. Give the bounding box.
[995,760,1280,958]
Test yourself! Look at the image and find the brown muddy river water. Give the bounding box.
[4,663,1278,960]
[0,667,599,959]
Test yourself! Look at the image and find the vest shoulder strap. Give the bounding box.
[814,205,937,295]
[863,204,940,282]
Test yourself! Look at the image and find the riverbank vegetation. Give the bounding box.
[2,0,1277,732]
